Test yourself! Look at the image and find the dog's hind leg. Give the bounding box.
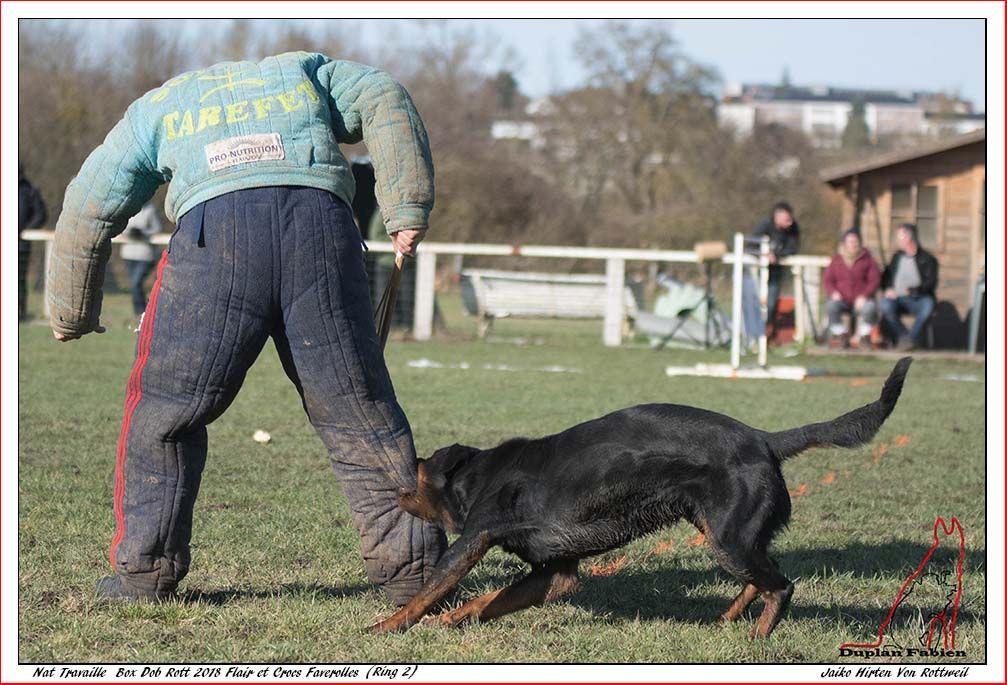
[744,553,794,639]
[716,583,759,625]
[426,560,580,628]
[705,535,793,638]
[693,525,763,626]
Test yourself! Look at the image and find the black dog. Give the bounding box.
[372,358,912,638]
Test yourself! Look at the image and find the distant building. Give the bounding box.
[718,82,983,147]
[490,120,544,148]
[821,128,985,345]
[921,111,988,137]
[490,96,554,148]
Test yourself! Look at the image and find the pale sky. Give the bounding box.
[49,18,988,113]
[425,18,987,112]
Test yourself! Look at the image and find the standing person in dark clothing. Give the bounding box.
[749,202,800,323]
[741,202,800,343]
[18,164,48,321]
[880,222,939,350]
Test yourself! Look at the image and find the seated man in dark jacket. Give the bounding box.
[880,222,939,350]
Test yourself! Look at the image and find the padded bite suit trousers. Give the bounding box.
[109,186,446,604]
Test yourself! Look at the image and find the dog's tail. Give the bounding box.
[765,357,912,462]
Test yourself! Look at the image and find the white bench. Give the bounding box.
[460,269,641,337]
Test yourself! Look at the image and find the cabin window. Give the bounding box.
[889,182,941,248]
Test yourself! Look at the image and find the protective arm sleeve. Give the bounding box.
[318,58,434,235]
[48,108,164,336]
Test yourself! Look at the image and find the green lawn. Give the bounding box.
[18,292,986,663]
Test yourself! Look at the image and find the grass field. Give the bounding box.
[18,291,986,663]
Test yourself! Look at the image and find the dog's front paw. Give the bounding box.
[368,615,409,634]
[421,612,459,629]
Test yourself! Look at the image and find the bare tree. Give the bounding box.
[535,21,840,251]
[119,21,187,95]
[17,17,841,264]
[537,22,721,246]
[206,19,258,63]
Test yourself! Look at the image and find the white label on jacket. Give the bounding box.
[205,133,284,171]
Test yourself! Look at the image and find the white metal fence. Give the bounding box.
[20,230,830,363]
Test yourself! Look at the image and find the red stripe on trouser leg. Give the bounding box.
[108,250,169,569]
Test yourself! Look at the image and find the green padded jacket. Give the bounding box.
[49,51,434,336]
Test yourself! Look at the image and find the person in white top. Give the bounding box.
[121,203,164,315]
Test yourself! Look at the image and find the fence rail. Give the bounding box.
[20,230,830,355]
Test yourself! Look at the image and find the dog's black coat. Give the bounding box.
[378,358,912,635]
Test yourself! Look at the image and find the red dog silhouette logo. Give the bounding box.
[840,516,964,657]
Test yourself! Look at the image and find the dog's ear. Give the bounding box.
[424,443,479,484]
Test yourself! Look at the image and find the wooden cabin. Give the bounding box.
[821,129,985,347]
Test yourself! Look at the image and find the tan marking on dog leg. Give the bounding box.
[748,584,794,639]
[718,583,759,625]
[430,561,580,627]
[369,531,491,633]
[428,588,507,627]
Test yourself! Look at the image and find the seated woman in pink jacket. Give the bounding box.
[823,229,881,349]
